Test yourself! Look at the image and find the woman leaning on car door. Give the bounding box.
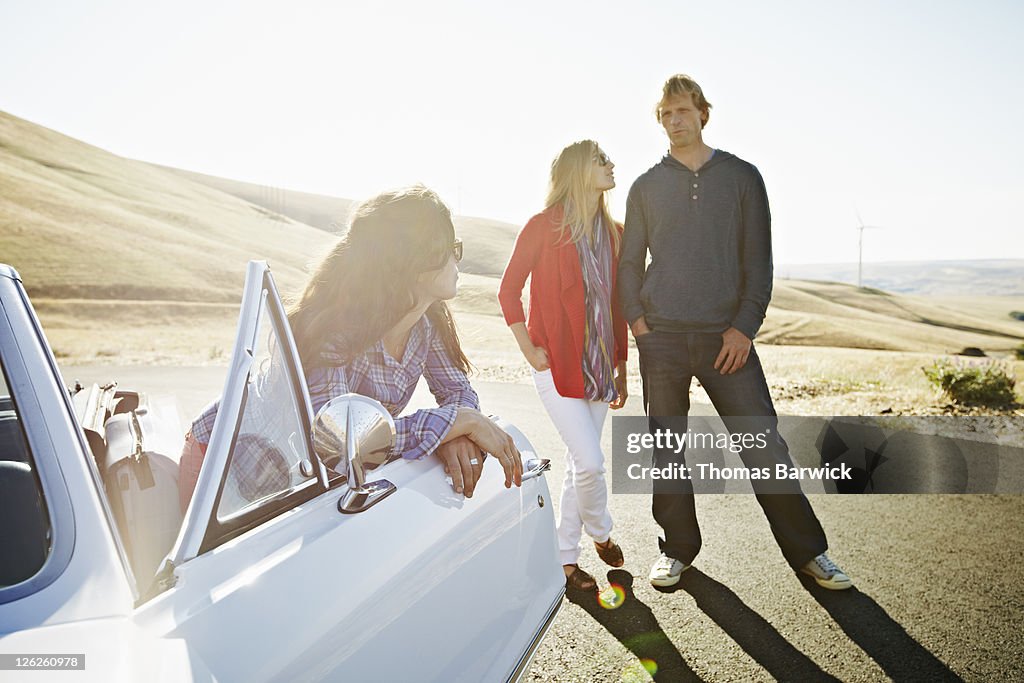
[498,140,629,592]
[178,186,523,512]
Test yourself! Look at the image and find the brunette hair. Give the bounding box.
[286,186,470,373]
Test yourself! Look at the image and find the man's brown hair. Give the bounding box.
[656,74,712,128]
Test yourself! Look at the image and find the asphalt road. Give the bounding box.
[63,365,1024,682]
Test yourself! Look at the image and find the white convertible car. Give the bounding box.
[0,261,564,682]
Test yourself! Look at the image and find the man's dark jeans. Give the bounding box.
[636,330,827,568]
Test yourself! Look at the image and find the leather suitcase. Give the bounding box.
[100,391,184,598]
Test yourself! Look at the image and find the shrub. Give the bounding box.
[1016,344,1024,361]
[922,358,1017,407]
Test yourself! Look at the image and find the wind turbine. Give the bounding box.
[855,209,883,288]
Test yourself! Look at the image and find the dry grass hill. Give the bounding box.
[2,109,1022,373]
[782,260,1024,297]
[180,166,1024,356]
[159,164,521,278]
[0,110,334,303]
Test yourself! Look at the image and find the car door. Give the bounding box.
[136,261,563,683]
[0,265,221,681]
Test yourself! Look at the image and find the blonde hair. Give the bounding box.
[544,140,619,253]
[656,74,712,128]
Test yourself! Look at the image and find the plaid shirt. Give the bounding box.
[190,314,478,462]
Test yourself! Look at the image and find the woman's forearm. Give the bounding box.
[509,322,550,371]
[509,322,535,353]
[444,406,482,443]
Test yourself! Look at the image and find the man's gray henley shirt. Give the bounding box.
[618,150,773,340]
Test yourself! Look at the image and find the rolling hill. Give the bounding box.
[0,110,334,302]
[172,169,1024,354]
[163,164,520,278]
[2,108,1022,361]
[781,260,1024,297]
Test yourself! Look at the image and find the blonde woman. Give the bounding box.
[498,141,628,591]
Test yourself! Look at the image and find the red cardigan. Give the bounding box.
[498,205,628,399]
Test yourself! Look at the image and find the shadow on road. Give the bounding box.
[798,575,964,681]
[668,568,842,682]
[566,569,705,682]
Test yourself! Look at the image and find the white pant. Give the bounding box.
[533,369,613,565]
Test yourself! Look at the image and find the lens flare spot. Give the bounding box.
[621,659,658,682]
[598,583,626,610]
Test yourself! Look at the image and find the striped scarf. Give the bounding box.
[576,216,617,402]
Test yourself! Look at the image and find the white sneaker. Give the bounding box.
[649,553,689,587]
[800,553,853,590]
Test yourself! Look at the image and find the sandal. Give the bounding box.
[595,538,624,568]
[564,565,598,591]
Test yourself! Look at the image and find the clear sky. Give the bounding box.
[2,0,1022,265]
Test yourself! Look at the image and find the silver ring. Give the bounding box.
[469,458,480,466]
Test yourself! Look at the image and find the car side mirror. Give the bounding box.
[313,394,397,514]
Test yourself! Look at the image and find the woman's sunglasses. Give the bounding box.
[426,239,463,271]
[595,152,612,167]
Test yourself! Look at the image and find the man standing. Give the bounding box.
[618,74,851,590]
